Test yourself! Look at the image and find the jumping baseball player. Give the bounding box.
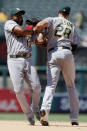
[34,6,80,126]
[4,8,41,125]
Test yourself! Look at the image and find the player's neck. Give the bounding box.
[58,14,68,19]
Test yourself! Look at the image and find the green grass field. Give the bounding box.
[0,113,87,122]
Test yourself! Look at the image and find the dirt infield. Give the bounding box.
[0,121,87,131]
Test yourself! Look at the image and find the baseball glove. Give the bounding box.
[26,17,40,26]
[35,33,48,48]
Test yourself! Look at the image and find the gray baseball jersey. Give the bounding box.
[4,20,32,57]
[44,16,80,50]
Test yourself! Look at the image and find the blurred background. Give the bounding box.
[0,0,87,115]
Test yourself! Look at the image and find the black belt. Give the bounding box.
[48,46,71,52]
[10,52,31,58]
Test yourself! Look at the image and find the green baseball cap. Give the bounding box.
[10,8,25,17]
[59,6,71,15]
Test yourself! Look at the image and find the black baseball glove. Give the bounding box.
[26,18,40,26]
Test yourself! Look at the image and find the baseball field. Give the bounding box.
[0,113,87,131]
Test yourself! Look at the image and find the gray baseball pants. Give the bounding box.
[8,57,41,119]
[41,48,79,121]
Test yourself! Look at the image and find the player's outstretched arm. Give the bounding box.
[12,25,34,37]
[33,20,48,33]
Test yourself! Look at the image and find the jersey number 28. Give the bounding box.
[54,24,72,40]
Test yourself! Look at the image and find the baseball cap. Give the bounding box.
[59,6,71,15]
[10,8,25,17]
[26,18,40,26]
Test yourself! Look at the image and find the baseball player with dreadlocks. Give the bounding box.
[34,6,80,126]
[4,8,41,125]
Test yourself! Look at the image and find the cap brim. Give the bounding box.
[16,10,25,15]
[26,18,40,23]
[26,19,30,23]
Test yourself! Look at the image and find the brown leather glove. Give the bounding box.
[35,33,48,48]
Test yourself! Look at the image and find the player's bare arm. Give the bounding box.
[34,20,48,33]
[12,25,34,37]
